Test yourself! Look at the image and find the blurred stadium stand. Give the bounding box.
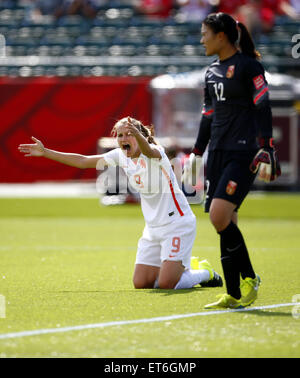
[0,0,299,77]
[0,0,299,190]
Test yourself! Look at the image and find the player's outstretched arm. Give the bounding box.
[18,136,45,157]
[125,117,161,159]
[18,136,105,169]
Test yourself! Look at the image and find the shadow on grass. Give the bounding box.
[145,287,206,296]
[53,287,206,295]
[52,289,293,318]
[239,309,293,318]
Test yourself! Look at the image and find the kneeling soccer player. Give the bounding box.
[19,116,223,291]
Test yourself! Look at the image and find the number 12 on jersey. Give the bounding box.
[213,82,226,101]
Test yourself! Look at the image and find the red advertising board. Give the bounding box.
[0,77,153,183]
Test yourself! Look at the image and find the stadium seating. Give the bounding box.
[0,1,299,77]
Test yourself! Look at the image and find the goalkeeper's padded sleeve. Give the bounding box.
[192,115,211,157]
[249,60,273,141]
[192,78,213,156]
[255,104,273,140]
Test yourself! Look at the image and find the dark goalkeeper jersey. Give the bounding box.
[194,52,273,154]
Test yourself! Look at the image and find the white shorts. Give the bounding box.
[135,214,196,269]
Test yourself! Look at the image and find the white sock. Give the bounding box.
[174,269,210,290]
[153,278,159,289]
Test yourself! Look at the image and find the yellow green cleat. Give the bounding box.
[240,274,261,307]
[204,294,244,309]
[198,259,214,279]
[198,259,223,288]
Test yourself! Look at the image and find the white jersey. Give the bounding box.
[101,145,194,226]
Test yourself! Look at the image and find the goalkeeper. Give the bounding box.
[183,12,281,309]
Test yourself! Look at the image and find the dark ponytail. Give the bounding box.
[236,21,261,59]
[203,13,260,59]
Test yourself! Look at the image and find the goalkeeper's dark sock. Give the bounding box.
[219,222,256,284]
[228,222,255,280]
[219,225,241,299]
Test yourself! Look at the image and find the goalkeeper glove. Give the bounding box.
[249,138,281,182]
[182,152,203,186]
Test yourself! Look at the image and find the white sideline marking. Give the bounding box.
[0,302,295,341]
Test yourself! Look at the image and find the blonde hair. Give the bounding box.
[111,117,157,145]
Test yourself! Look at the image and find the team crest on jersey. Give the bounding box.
[226,180,238,195]
[226,65,235,79]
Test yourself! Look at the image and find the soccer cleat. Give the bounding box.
[240,274,261,307]
[204,294,244,309]
[190,256,200,270]
[198,259,223,288]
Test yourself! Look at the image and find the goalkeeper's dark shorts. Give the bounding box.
[204,150,258,213]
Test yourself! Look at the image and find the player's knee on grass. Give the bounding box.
[158,260,185,289]
[133,277,155,289]
[157,277,178,289]
[132,272,156,289]
[133,264,159,289]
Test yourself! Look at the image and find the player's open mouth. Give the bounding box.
[122,144,131,151]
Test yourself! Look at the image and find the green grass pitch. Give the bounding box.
[0,193,299,358]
